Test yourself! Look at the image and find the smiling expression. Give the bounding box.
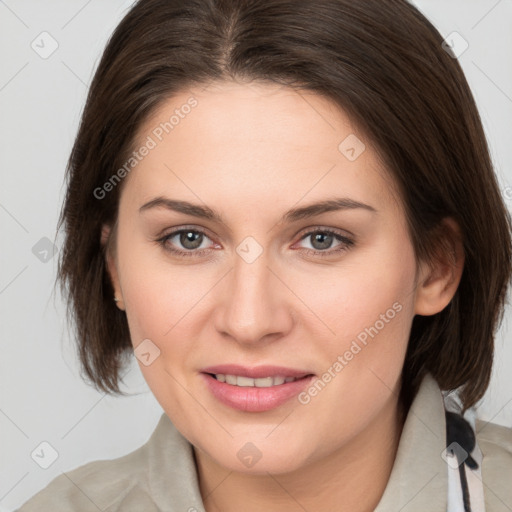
[105,79,428,474]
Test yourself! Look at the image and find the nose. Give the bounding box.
[213,248,294,347]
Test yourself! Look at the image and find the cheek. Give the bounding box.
[117,236,210,342]
[116,245,211,420]
[289,237,417,431]
[292,236,416,352]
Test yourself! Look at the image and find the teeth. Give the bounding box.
[214,374,298,387]
[237,376,255,387]
[255,377,274,387]
[225,374,237,385]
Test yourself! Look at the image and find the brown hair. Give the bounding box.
[57,0,512,413]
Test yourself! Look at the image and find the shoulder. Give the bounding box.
[15,444,159,512]
[15,416,176,512]
[475,418,512,510]
[476,418,512,470]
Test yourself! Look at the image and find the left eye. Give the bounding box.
[295,229,354,254]
[299,231,340,251]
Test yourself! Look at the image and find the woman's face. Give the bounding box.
[106,80,426,473]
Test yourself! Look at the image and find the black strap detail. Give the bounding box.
[446,411,479,512]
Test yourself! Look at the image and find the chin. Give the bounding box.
[200,436,316,475]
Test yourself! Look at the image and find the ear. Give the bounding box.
[414,218,464,316]
[101,224,125,311]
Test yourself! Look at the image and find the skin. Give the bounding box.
[103,80,464,512]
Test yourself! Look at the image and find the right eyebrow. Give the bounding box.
[139,197,224,223]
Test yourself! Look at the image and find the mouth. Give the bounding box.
[200,365,315,412]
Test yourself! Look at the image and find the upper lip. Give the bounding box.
[201,364,313,379]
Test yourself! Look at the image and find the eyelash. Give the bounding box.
[155,226,355,259]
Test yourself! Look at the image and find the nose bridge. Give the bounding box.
[216,244,292,344]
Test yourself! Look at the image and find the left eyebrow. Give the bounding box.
[282,198,377,223]
[138,196,377,224]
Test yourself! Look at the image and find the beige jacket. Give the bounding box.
[16,374,512,511]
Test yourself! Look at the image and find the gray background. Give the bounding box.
[1,1,511,510]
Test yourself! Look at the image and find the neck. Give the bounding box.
[195,394,406,512]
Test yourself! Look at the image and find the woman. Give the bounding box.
[17,0,512,511]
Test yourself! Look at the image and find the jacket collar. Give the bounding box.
[147,372,447,511]
[374,372,448,511]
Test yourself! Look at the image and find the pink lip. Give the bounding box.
[200,365,315,412]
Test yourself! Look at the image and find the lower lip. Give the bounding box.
[201,373,314,412]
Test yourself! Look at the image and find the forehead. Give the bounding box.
[123,80,400,216]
